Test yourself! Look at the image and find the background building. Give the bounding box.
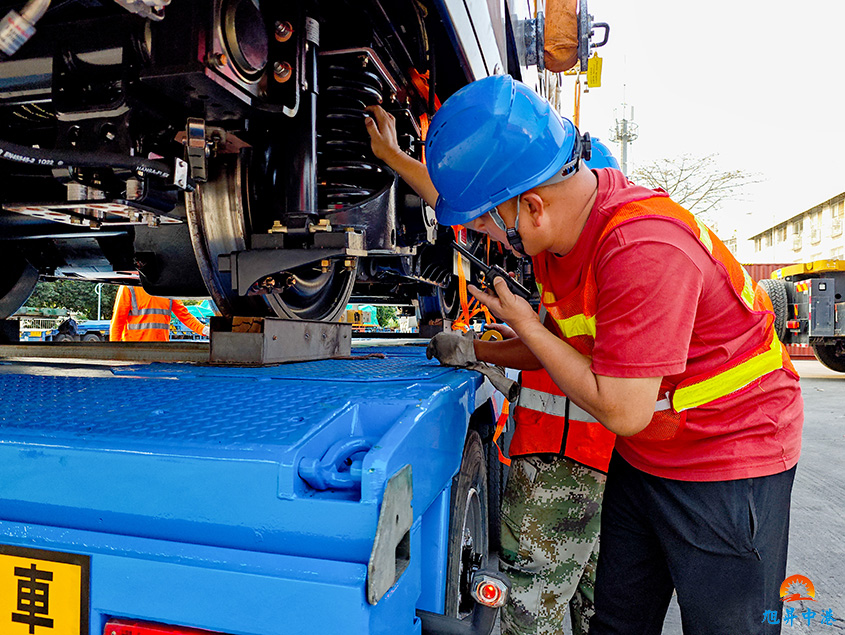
[748,192,845,263]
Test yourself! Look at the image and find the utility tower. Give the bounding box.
[609,103,638,176]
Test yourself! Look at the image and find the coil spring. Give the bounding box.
[317,62,390,213]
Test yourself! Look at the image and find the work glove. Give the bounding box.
[468,362,520,402]
[426,330,477,367]
[201,325,210,337]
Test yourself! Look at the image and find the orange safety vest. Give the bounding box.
[113,287,173,341]
[510,368,617,472]
[111,286,206,342]
[512,195,796,454]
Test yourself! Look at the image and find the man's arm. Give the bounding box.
[471,278,662,436]
[473,312,559,370]
[473,336,543,370]
[170,300,207,337]
[364,105,439,208]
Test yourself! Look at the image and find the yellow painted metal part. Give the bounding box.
[771,260,845,279]
[481,329,504,342]
[587,53,603,88]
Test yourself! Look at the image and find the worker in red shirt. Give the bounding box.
[367,104,621,634]
[367,75,803,634]
[110,285,209,342]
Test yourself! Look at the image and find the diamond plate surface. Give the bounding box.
[0,348,467,450]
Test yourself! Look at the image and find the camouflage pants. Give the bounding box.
[500,456,606,635]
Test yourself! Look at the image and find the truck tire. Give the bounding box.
[812,343,845,373]
[83,333,103,342]
[485,439,504,553]
[0,257,38,319]
[757,278,788,341]
[445,430,489,618]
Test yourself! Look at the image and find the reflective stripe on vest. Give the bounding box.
[128,288,171,316]
[127,322,171,331]
[518,387,672,421]
[673,333,785,412]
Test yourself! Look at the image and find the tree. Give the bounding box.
[376,306,399,329]
[26,280,119,320]
[630,154,760,222]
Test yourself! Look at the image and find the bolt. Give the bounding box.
[273,61,292,83]
[274,20,293,42]
[207,52,227,68]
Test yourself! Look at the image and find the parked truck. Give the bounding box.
[761,260,845,372]
[0,1,609,633]
[0,343,510,635]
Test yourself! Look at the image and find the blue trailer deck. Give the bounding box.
[0,345,495,635]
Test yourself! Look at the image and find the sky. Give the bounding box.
[570,0,845,247]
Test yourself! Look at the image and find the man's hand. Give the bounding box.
[201,325,210,337]
[364,105,402,163]
[426,330,477,367]
[484,322,517,340]
[469,277,540,336]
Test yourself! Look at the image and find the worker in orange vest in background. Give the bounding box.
[109,285,209,342]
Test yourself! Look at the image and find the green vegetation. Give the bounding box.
[376,306,399,329]
[26,280,118,320]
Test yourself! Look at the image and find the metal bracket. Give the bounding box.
[218,231,367,295]
[185,118,208,183]
[209,317,351,364]
[578,1,610,71]
[368,465,413,605]
[173,157,190,190]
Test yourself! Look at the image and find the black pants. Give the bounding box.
[591,452,796,635]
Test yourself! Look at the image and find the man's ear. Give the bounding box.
[521,191,545,227]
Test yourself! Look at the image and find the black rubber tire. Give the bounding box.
[757,278,788,341]
[444,430,489,618]
[82,333,103,342]
[54,333,74,342]
[485,439,504,553]
[0,258,38,319]
[812,343,845,373]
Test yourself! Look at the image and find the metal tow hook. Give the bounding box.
[298,437,374,490]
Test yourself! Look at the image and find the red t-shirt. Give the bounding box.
[533,168,803,481]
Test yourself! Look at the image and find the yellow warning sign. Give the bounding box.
[587,54,603,88]
[0,545,89,635]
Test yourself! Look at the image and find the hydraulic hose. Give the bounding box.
[0,138,174,179]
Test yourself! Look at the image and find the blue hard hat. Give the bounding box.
[584,137,620,170]
[426,75,583,227]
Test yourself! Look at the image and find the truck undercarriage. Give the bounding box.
[0,0,533,321]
